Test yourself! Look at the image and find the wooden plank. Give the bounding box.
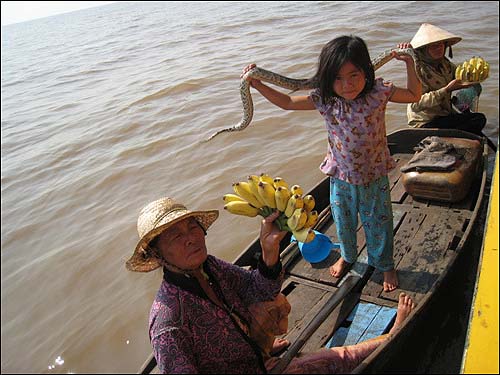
[357,305,397,342]
[363,210,468,303]
[280,283,332,344]
[325,302,397,347]
[300,292,361,353]
[340,303,382,346]
[382,210,467,301]
[388,154,410,188]
[362,210,426,299]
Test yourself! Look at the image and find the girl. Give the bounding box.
[242,35,421,292]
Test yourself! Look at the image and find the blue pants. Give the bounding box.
[329,176,394,272]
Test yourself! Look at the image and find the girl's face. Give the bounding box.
[426,41,446,60]
[333,61,366,100]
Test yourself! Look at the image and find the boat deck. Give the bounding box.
[278,148,484,355]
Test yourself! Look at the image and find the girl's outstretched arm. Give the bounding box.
[389,44,422,103]
[242,64,315,110]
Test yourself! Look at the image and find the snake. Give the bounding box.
[205,48,421,141]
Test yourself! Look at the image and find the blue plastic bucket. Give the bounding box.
[290,230,337,263]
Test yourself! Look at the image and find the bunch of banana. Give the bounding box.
[223,173,318,243]
[455,56,490,82]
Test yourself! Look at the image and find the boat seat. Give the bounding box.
[325,301,396,348]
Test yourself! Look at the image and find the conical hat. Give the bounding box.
[411,23,461,49]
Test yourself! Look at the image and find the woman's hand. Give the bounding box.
[445,79,476,93]
[241,63,261,87]
[259,210,287,268]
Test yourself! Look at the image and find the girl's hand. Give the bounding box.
[397,42,412,49]
[392,43,415,64]
[259,210,287,267]
[241,63,261,87]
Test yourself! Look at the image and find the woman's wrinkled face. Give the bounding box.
[156,217,208,270]
[333,61,366,100]
[426,41,446,60]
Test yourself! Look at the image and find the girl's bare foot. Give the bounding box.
[270,338,290,355]
[329,257,350,278]
[389,292,415,335]
[383,269,398,292]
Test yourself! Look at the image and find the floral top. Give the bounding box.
[310,78,396,185]
[149,255,283,374]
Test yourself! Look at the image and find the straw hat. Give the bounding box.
[410,23,462,49]
[126,197,219,272]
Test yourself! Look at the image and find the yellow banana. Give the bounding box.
[455,65,463,81]
[292,227,316,243]
[466,64,473,81]
[303,194,315,212]
[224,201,260,217]
[295,208,308,231]
[290,184,304,196]
[275,186,291,212]
[483,61,489,80]
[233,182,264,208]
[273,177,289,190]
[287,208,305,231]
[304,210,319,228]
[475,58,483,71]
[284,194,304,217]
[247,175,268,206]
[258,181,277,209]
[469,56,477,67]
[223,194,246,203]
[259,173,275,185]
[460,61,468,81]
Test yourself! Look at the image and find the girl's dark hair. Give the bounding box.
[311,35,375,102]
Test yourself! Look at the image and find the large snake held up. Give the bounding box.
[204,48,421,141]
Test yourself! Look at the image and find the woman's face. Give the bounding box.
[333,61,366,100]
[426,41,446,60]
[156,217,208,270]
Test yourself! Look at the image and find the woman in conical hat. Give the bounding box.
[403,23,487,139]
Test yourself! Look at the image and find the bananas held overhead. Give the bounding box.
[222,173,320,243]
[455,56,490,82]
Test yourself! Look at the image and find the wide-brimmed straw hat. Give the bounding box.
[126,197,219,272]
[410,23,462,49]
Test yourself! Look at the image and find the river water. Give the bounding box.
[1,1,498,373]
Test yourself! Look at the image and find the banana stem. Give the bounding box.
[259,208,292,232]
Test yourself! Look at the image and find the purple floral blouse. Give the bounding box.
[149,255,283,374]
[310,78,397,185]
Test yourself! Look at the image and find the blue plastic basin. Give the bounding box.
[290,230,338,263]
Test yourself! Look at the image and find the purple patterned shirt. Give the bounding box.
[310,78,397,185]
[149,255,283,374]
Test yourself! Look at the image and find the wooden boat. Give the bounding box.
[139,128,489,374]
[461,150,498,374]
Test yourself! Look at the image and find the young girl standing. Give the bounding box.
[242,36,421,292]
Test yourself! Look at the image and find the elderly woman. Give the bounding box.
[127,197,415,374]
[404,23,493,149]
